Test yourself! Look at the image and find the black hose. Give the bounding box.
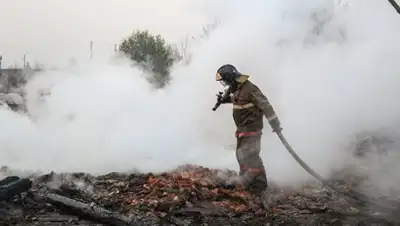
[275,0,400,211]
[276,131,398,211]
[388,0,400,15]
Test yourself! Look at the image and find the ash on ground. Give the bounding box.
[0,164,399,226]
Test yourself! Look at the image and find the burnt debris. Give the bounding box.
[0,165,399,226]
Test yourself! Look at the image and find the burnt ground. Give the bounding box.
[1,164,400,226]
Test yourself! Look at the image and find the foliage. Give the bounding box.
[119,30,181,88]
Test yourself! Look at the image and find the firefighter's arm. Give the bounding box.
[251,85,282,132]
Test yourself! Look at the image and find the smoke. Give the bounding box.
[1,0,400,195]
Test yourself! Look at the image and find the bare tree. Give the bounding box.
[177,18,221,65]
[178,35,192,65]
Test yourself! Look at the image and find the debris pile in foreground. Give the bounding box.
[0,164,399,225]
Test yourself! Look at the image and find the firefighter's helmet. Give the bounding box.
[216,64,248,86]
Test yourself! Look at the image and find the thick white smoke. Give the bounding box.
[1,0,400,191]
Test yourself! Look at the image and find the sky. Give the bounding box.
[1,0,400,194]
[0,0,208,67]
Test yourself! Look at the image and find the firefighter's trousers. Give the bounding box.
[236,133,268,194]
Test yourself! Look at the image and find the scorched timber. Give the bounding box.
[0,177,32,201]
[33,192,147,226]
[0,176,20,186]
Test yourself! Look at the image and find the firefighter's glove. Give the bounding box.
[269,117,282,133]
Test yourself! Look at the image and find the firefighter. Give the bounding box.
[215,64,282,208]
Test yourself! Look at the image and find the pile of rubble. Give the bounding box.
[0,92,25,112]
[0,165,399,225]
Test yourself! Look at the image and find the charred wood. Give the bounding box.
[32,192,147,226]
[0,176,20,186]
[0,178,32,201]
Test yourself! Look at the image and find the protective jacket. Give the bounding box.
[227,80,278,133]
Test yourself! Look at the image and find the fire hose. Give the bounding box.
[212,97,398,211]
[388,0,400,15]
[276,131,398,211]
[276,0,400,208]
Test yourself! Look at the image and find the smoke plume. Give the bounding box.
[1,0,400,194]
